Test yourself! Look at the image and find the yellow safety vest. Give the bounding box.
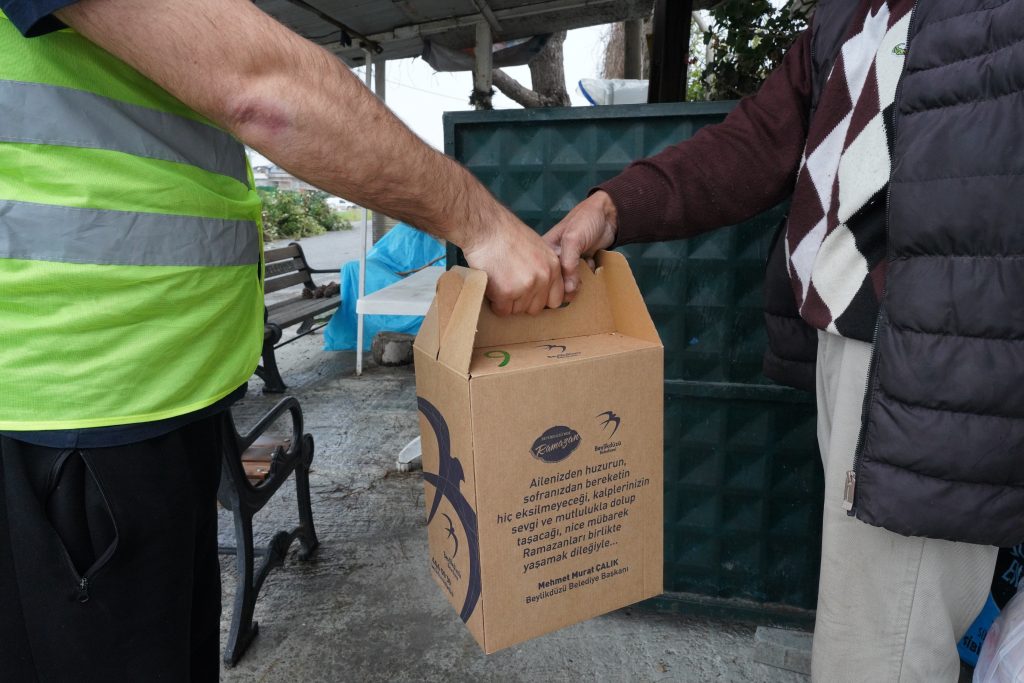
[0,12,264,430]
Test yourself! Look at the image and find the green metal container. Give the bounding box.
[445,103,823,616]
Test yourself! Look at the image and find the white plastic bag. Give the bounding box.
[976,590,1024,682]
[577,78,649,105]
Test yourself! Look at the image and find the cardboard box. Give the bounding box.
[413,250,664,653]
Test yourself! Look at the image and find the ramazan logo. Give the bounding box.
[530,426,582,463]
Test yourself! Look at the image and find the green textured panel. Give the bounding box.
[663,382,821,608]
[618,217,780,385]
[446,104,823,611]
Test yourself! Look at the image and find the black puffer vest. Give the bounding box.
[765,0,1024,546]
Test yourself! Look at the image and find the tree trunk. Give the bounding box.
[601,23,625,80]
[492,31,570,108]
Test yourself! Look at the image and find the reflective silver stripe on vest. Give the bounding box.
[0,80,248,185]
[0,200,259,267]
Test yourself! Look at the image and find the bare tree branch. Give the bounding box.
[492,68,546,107]
[491,31,571,108]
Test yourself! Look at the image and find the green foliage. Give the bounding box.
[259,189,352,241]
[687,19,710,101]
[697,0,814,100]
[302,190,351,233]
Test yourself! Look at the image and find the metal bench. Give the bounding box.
[257,242,340,393]
[217,397,319,666]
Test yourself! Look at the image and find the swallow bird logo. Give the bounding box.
[418,397,481,623]
[441,512,459,559]
[597,411,621,438]
[538,344,567,354]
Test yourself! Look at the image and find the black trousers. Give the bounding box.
[0,417,223,682]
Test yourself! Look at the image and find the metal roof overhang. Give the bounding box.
[255,0,655,66]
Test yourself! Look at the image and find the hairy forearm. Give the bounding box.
[58,0,505,248]
[222,47,500,245]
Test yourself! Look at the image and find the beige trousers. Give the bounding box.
[810,331,998,682]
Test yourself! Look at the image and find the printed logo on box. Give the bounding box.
[595,410,622,455]
[530,426,582,463]
[597,411,621,437]
[537,344,567,354]
[441,512,460,559]
[418,397,482,623]
[485,350,511,367]
[536,344,582,360]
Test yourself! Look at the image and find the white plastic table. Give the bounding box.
[354,265,442,472]
[355,265,444,317]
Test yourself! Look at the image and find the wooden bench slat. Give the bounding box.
[264,270,310,294]
[241,435,292,483]
[243,461,271,483]
[267,297,339,329]
[265,260,301,278]
[241,444,278,462]
[264,244,301,263]
[266,297,339,316]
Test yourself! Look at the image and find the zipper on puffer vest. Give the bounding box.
[845,0,920,516]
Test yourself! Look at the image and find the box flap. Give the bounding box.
[425,250,658,376]
[414,265,472,360]
[438,267,487,375]
[598,251,662,346]
[413,298,441,357]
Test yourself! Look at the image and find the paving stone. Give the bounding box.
[754,626,813,675]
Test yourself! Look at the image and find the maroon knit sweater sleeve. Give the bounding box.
[598,29,813,246]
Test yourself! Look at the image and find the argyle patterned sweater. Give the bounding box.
[601,0,914,342]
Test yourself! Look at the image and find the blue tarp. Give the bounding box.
[323,223,445,352]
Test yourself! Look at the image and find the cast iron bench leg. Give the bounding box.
[294,433,320,560]
[224,507,260,667]
[256,326,287,394]
[218,400,319,667]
